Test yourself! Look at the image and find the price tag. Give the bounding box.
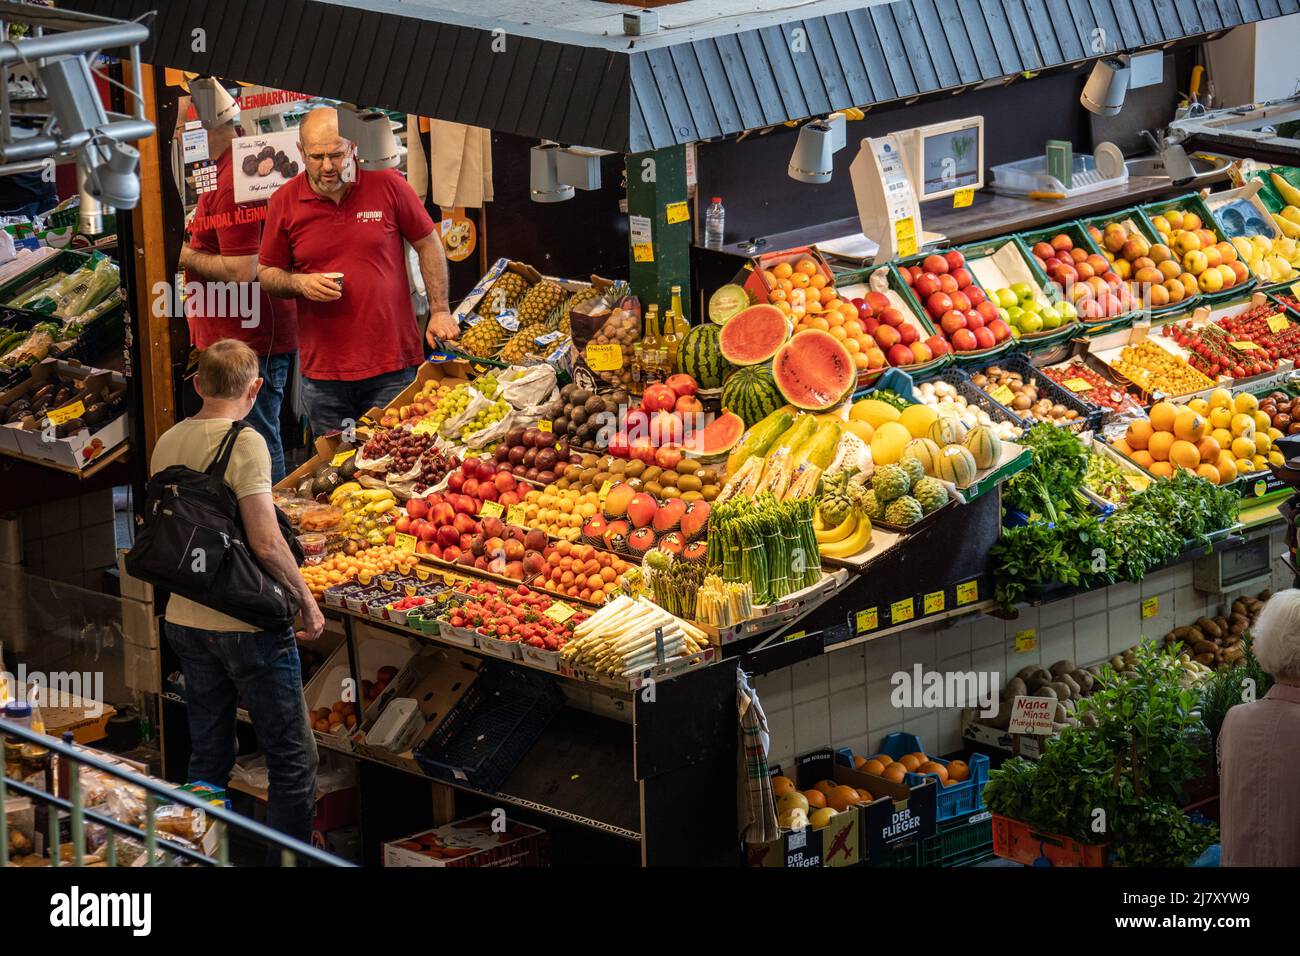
[1267,314,1291,333]
[414,566,431,581]
[988,384,1016,406]
[956,580,979,605]
[379,577,395,592]
[665,201,690,224]
[953,188,974,208]
[894,217,918,257]
[1230,341,1263,351]
[1014,628,1037,653]
[394,533,417,553]
[629,214,652,244]
[890,597,914,624]
[1007,696,1055,735]
[855,608,878,633]
[924,590,945,615]
[1063,378,1094,392]
[598,480,613,502]
[538,419,552,433]
[330,449,356,468]
[507,503,526,526]
[586,342,624,371]
[1290,280,1300,300]
[632,243,655,263]
[621,567,646,598]
[48,400,85,426]
[1141,596,1159,619]
[411,420,439,436]
[479,500,504,519]
[783,629,806,644]
[545,602,576,623]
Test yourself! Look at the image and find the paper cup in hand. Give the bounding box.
[324,272,344,291]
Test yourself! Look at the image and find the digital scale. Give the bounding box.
[842,116,984,262]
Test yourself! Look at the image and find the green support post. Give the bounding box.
[625,145,693,325]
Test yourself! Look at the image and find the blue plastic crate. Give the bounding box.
[879,731,990,824]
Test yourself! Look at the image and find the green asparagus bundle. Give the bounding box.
[707,495,821,605]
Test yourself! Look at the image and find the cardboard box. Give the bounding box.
[353,645,481,773]
[275,433,344,493]
[745,804,860,867]
[363,357,474,423]
[0,359,127,469]
[383,812,548,867]
[740,246,835,305]
[302,626,418,752]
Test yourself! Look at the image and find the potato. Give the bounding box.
[1223,645,1246,664]
[1034,686,1058,699]
[1049,659,1077,678]
[1185,627,1205,644]
[1192,639,1218,657]
[1194,652,1215,666]
[1059,674,1082,699]
[1196,617,1222,640]
[1059,697,1076,714]
[1070,669,1094,694]
[1003,677,1028,700]
[1110,656,1125,670]
[1015,664,1043,682]
[1048,681,1073,701]
[1054,702,1069,723]
[1027,674,1052,692]
[1087,664,1104,677]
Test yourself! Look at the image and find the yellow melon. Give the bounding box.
[852,398,901,428]
[898,403,939,440]
[870,421,912,465]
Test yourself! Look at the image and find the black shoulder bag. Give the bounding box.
[125,421,303,631]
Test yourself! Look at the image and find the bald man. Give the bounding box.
[258,108,458,436]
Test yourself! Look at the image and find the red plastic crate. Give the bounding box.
[991,814,1109,867]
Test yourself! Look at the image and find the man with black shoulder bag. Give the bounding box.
[127,339,321,848]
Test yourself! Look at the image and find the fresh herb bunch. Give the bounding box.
[986,642,1218,866]
[1199,631,1274,747]
[1002,423,1089,523]
[869,389,914,411]
[992,513,1107,607]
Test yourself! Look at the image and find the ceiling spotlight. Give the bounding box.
[1081,57,1130,116]
[76,163,104,235]
[190,77,240,129]
[530,143,574,203]
[355,111,403,170]
[789,113,847,184]
[82,140,141,209]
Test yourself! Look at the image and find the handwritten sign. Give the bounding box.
[988,384,1016,406]
[331,449,356,468]
[632,243,655,263]
[1014,628,1037,653]
[1267,314,1291,333]
[1007,695,1055,735]
[894,217,918,258]
[1141,596,1159,619]
[1230,341,1263,351]
[537,419,552,433]
[478,500,504,519]
[598,480,613,502]
[855,608,878,633]
[923,590,945,614]
[48,400,85,426]
[956,580,979,606]
[1063,378,1094,392]
[394,533,417,553]
[586,343,623,371]
[953,188,974,208]
[890,597,914,624]
[507,504,526,526]
[545,602,576,624]
[665,201,690,224]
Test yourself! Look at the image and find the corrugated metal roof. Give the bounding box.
[66,0,1299,152]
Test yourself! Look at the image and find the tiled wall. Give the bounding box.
[758,527,1292,770]
[18,488,122,591]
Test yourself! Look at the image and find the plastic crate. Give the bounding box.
[929,366,1026,432]
[879,731,990,823]
[414,663,564,793]
[970,352,1103,433]
[1141,193,1254,305]
[918,813,994,866]
[835,264,952,383]
[991,813,1110,867]
[1080,207,1196,317]
[862,838,920,867]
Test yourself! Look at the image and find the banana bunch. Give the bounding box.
[332,486,397,546]
[813,503,872,559]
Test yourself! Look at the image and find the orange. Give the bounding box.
[1148,431,1175,462]
[1173,407,1207,442]
[1150,461,1174,478]
[772,776,795,797]
[1132,450,1154,469]
[918,760,949,783]
[856,788,874,803]
[791,271,810,289]
[796,258,818,276]
[773,261,794,280]
[1196,436,1221,463]
[845,319,864,337]
[899,754,922,772]
[1217,454,1238,482]
[883,764,907,783]
[1126,420,1153,450]
[807,315,829,332]
[828,785,862,812]
[853,755,868,769]
[871,754,893,767]
[1112,438,1133,456]
[1149,401,1178,433]
[862,759,886,776]
[1196,463,1221,484]
[810,273,829,290]
[814,779,837,797]
[803,788,827,809]
[830,325,848,340]
[911,751,928,763]
[825,310,845,327]
[947,759,970,783]
[1169,439,1200,471]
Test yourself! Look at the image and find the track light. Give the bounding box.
[1081,57,1130,116]
[76,163,104,234]
[190,77,240,129]
[337,105,404,170]
[530,143,574,203]
[788,114,847,184]
[82,139,141,209]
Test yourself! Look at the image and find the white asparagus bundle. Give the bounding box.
[561,596,706,673]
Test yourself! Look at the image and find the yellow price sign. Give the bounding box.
[1290,280,1300,300]
[1015,628,1037,653]
[537,419,552,433]
[783,629,806,644]
[923,590,945,615]
[956,580,979,605]
[1267,314,1291,333]
[665,201,690,224]
[507,503,526,526]
[1063,378,1094,392]
[953,187,974,208]
[330,449,356,468]
[891,597,914,624]
[632,243,655,262]
[1230,340,1263,351]
[988,384,1016,406]
[394,533,417,553]
[598,480,613,502]
[855,608,878,633]
[545,602,576,623]
[1141,596,1159,619]
[894,217,918,257]
[478,500,504,519]
[379,577,395,592]
[414,566,431,581]
[586,342,624,372]
[48,400,85,426]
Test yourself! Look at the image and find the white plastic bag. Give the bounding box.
[439,385,491,439]
[500,364,558,409]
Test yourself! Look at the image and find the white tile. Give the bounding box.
[827,645,865,694]
[1011,606,1039,635]
[939,706,964,756]
[1073,588,1107,617]
[830,687,868,743]
[755,669,791,713]
[793,698,830,756]
[1108,602,1141,655]
[765,707,794,770]
[903,710,941,754]
[866,678,900,733]
[872,720,905,751]
[1175,584,1206,624]
[1168,562,1196,590]
[937,621,971,660]
[1140,567,1177,597]
[902,628,938,672]
[1040,622,1075,667]
[791,654,829,705]
[864,633,901,680]
[971,615,1004,648]
[1074,612,1109,666]
[841,733,874,762]
[971,641,1004,681]
[1038,597,1074,628]
[1138,592,1176,643]
[1107,580,1141,606]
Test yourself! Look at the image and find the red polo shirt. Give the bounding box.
[187,148,298,355]
[258,168,433,381]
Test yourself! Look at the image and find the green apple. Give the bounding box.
[1011,282,1036,305]
[1005,305,1024,326]
[1039,310,1062,331]
[1056,300,1078,321]
[1019,311,1043,334]
[995,287,1018,309]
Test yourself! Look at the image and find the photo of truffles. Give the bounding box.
[241,144,299,180]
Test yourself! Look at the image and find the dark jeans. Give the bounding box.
[301,366,417,438]
[246,352,293,484]
[165,622,318,856]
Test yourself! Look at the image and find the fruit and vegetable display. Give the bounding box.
[1162,300,1300,379]
[5,252,121,327]
[968,365,1084,428]
[646,557,753,627]
[866,456,953,527]
[1112,393,1281,483]
[902,382,1022,441]
[978,657,1105,732]
[770,775,872,832]
[0,363,126,435]
[1083,448,1149,507]
[559,595,709,676]
[1144,207,1250,296]
[300,546,421,598]
[1039,360,1144,415]
[443,582,589,653]
[1228,231,1300,284]
[708,496,821,604]
[1029,232,1126,319]
[376,377,458,429]
[0,321,83,372]
[900,250,1013,353]
[1106,339,1216,397]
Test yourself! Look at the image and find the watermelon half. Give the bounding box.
[718,304,791,367]
[773,329,855,411]
[687,410,745,457]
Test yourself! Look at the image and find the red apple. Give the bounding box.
[879,307,905,328]
[394,515,412,534]
[1032,241,1054,260]
[898,322,918,345]
[964,285,986,308]
[925,334,951,356]
[976,300,1000,323]
[887,343,916,367]
[913,273,941,299]
[973,327,996,349]
[944,250,966,272]
[952,328,978,351]
[925,292,952,319]
[950,267,973,290]
[862,314,881,335]
[406,497,429,520]
[910,341,933,364]
[949,290,971,313]
[923,254,949,275]
[940,310,967,335]
[938,273,959,295]
[418,523,439,543]
[865,291,890,313]
[964,310,985,331]
[988,318,1011,342]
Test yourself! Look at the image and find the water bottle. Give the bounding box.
[704,197,725,249]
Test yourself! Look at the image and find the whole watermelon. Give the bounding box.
[677,322,731,390]
[721,364,783,428]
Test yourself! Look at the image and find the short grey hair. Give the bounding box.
[1251,589,1300,681]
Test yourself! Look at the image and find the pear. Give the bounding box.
[1283,204,1300,226]
[1271,171,1300,208]
[1272,212,1300,239]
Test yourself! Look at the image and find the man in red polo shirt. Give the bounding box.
[180,115,299,482]
[258,107,456,436]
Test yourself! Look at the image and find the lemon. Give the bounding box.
[1231,413,1256,438]
[1188,398,1209,416]
[1234,392,1259,415]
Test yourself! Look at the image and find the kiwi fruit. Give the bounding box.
[676,475,703,493]
[675,459,700,475]
[624,460,645,477]
[609,459,626,474]
[581,454,599,468]
[681,491,704,502]
[643,481,664,498]
[701,485,719,500]
[642,466,663,483]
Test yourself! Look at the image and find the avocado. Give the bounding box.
[295,476,315,500]
[312,466,341,498]
[338,453,358,480]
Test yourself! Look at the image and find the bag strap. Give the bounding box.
[205,421,247,481]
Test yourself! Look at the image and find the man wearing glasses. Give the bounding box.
[258,107,458,436]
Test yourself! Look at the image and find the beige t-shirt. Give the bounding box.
[150,418,273,633]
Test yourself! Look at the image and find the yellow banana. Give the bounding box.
[1272,212,1300,240]
[1271,172,1300,208]
[329,481,362,504]
[815,511,857,544]
[819,515,873,558]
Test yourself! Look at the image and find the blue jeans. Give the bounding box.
[246,352,292,484]
[301,366,417,438]
[165,622,318,853]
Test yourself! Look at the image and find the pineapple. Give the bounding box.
[518,280,567,325]
[460,317,508,358]
[481,271,530,319]
[499,323,548,364]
